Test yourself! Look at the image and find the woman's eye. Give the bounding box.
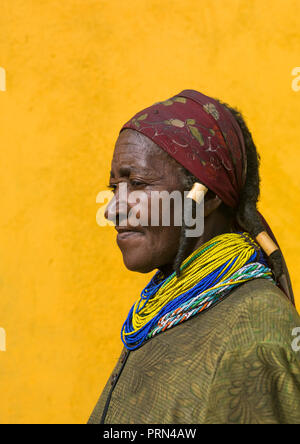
[107,181,146,192]
[130,180,145,187]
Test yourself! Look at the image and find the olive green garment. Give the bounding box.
[88,279,300,424]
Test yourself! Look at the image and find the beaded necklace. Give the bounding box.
[121,232,274,350]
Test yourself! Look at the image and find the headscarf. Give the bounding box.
[121,89,294,304]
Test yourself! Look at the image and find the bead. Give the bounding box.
[121,232,274,350]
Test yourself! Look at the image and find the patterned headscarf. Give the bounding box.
[122,89,247,208]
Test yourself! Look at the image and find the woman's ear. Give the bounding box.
[204,194,222,217]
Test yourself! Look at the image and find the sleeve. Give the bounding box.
[204,342,300,424]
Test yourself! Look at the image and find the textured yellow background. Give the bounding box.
[0,0,299,424]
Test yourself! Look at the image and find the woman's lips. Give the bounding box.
[117,231,144,241]
[116,227,145,242]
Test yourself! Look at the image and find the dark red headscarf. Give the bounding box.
[121,89,294,303]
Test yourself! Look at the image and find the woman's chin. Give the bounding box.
[122,255,155,273]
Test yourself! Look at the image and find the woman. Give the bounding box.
[89,90,300,424]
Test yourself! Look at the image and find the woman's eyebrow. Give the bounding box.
[110,166,158,178]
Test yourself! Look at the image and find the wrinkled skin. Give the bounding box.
[105,129,232,275]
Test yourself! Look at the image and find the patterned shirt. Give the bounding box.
[88,279,300,424]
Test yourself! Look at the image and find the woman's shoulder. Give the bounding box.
[209,278,300,351]
[147,278,299,361]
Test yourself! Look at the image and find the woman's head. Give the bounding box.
[105,90,275,276]
[102,89,294,304]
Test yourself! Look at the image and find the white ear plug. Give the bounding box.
[186,183,208,204]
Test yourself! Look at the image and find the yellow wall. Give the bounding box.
[0,0,299,424]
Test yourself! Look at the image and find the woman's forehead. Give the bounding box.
[111,130,182,179]
[115,129,161,153]
[112,130,164,167]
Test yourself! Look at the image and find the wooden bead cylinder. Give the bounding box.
[186,183,208,204]
[256,231,279,256]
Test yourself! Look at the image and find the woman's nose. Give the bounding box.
[104,183,129,224]
[104,195,116,221]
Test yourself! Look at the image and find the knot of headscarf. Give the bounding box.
[122,89,247,208]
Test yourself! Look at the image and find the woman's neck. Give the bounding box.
[159,206,234,278]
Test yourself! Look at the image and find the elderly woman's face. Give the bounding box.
[105,129,185,274]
